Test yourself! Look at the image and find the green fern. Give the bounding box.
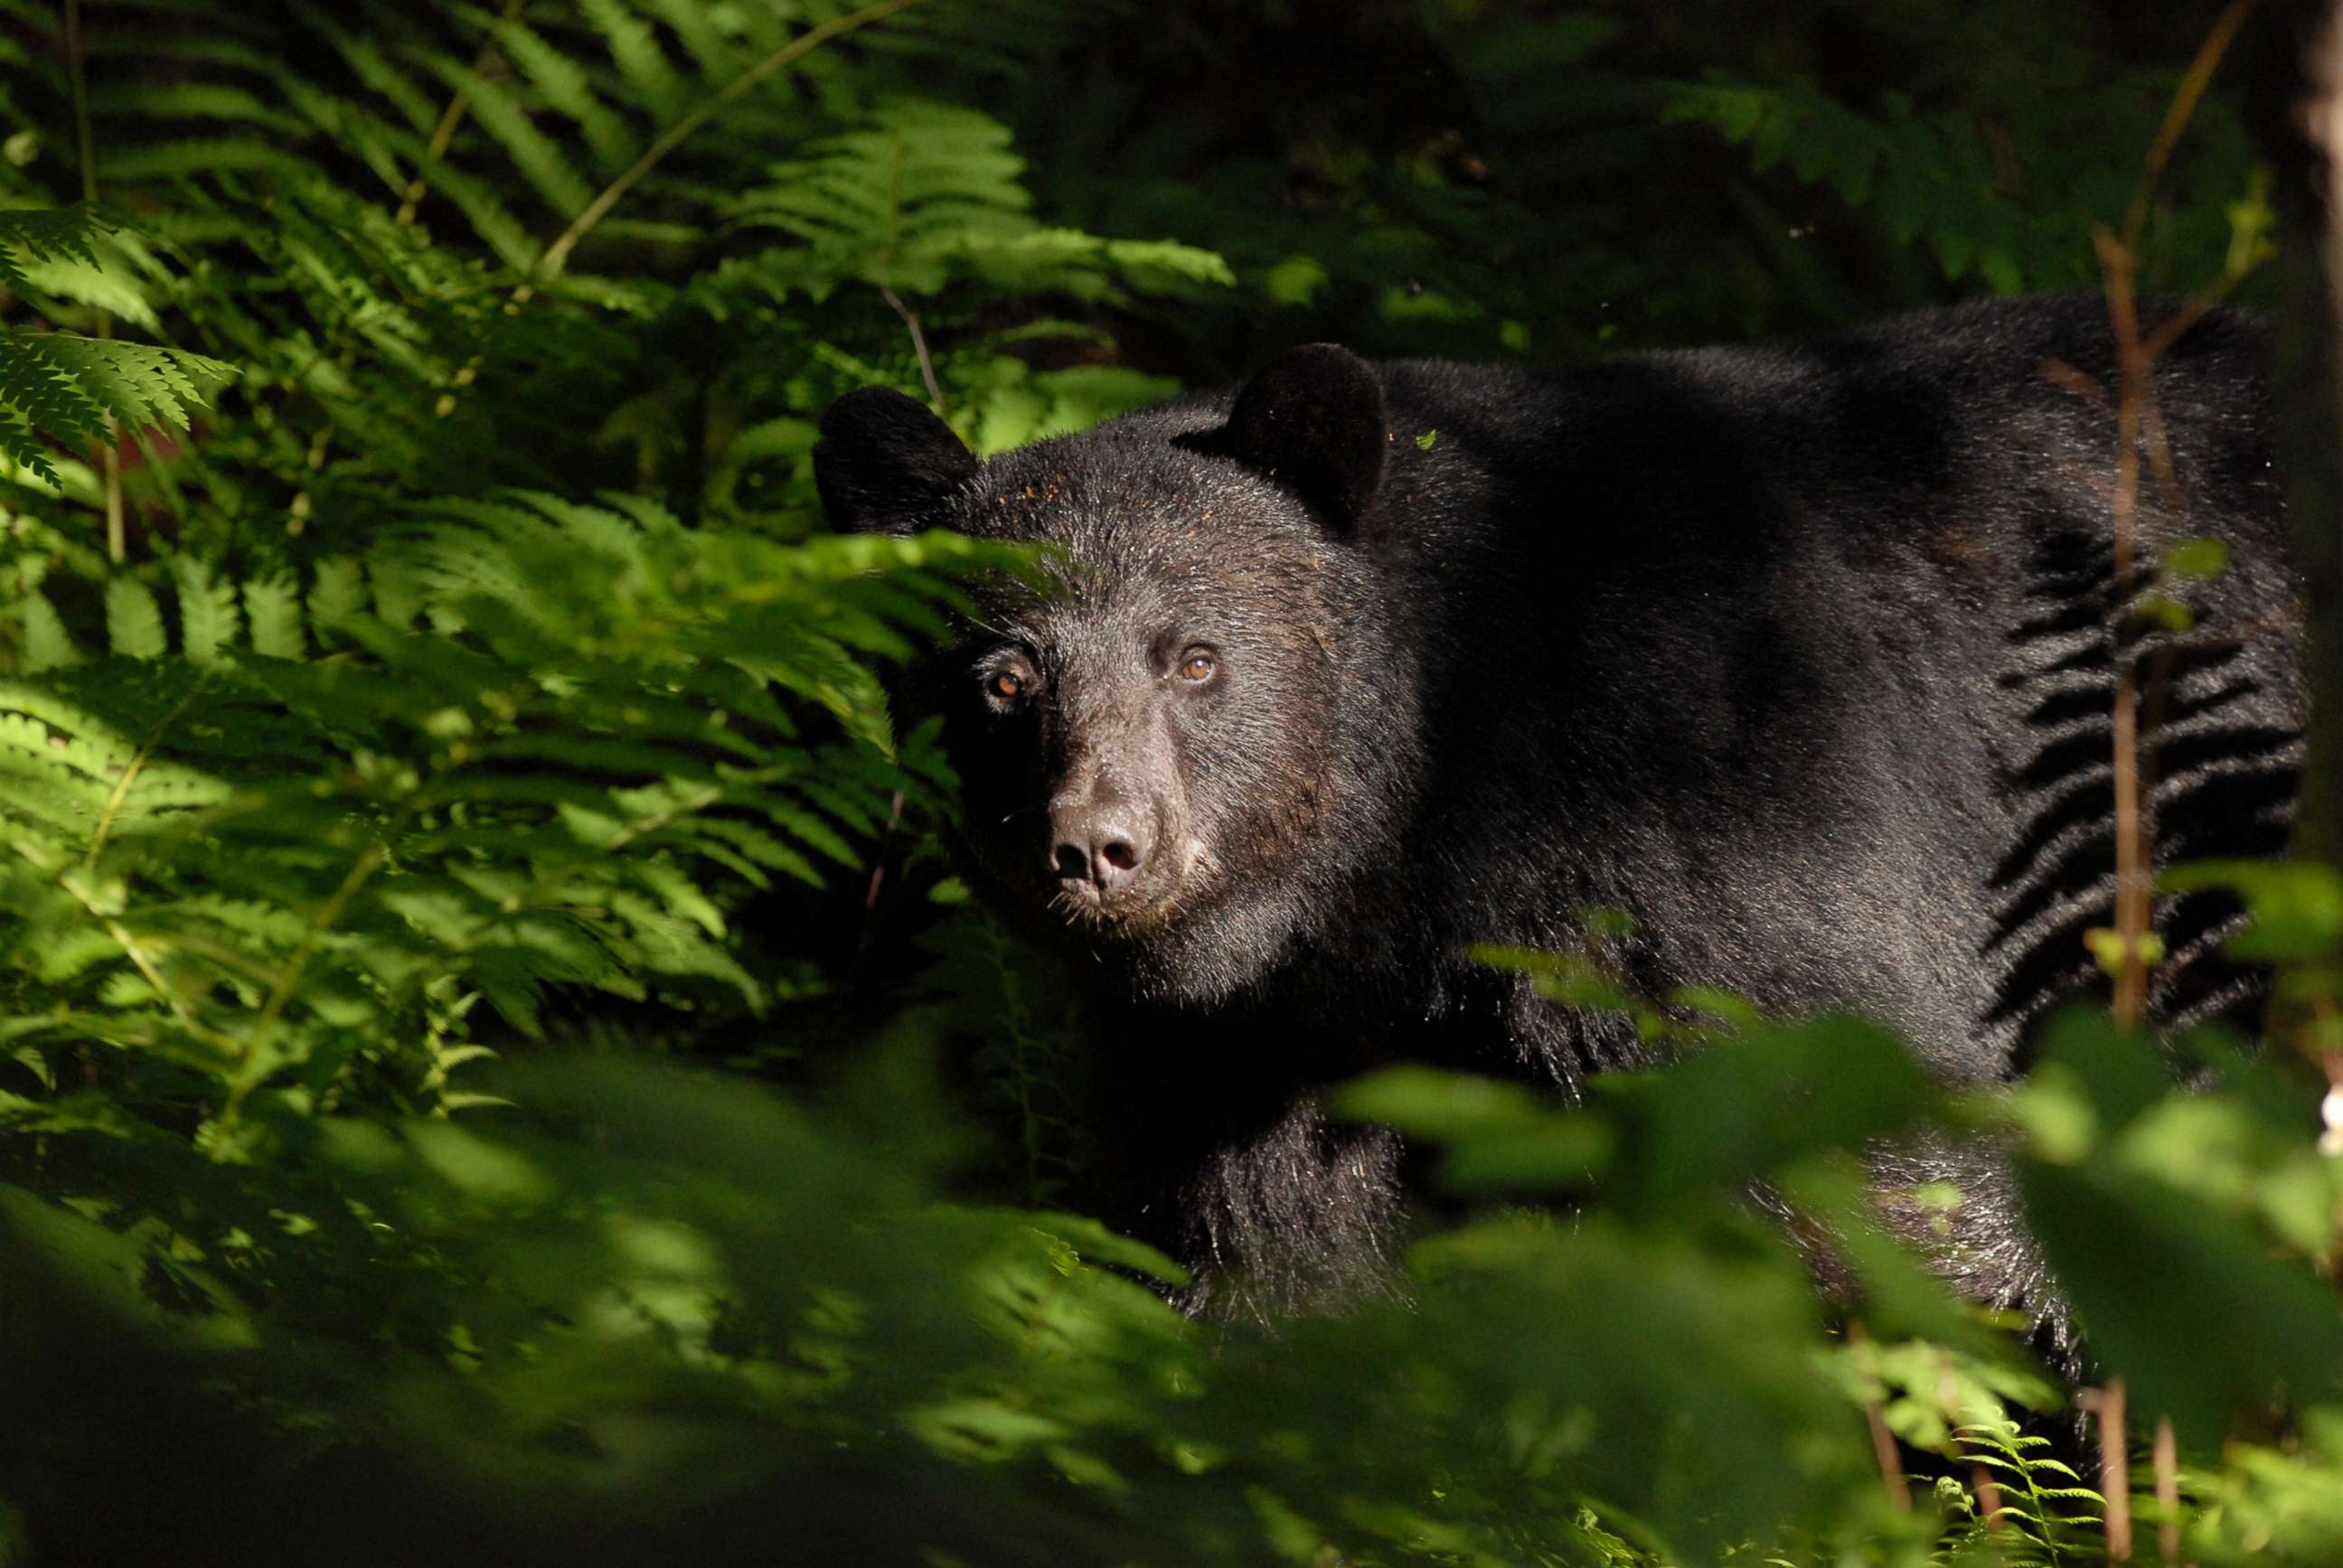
[1940,1418,2105,1566]
[731,98,1234,304]
[0,202,237,486]
[0,202,117,298]
[577,0,694,128]
[490,12,642,178]
[0,332,237,486]
[0,493,1022,1164]
[1662,72,2264,297]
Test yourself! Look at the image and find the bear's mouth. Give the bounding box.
[1040,835,1209,936]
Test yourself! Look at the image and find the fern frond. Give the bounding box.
[728,98,1230,312]
[306,559,368,646]
[89,81,310,138]
[174,559,241,667]
[19,590,82,672]
[12,251,158,331]
[26,335,238,434]
[735,99,1034,289]
[377,128,545,271]
[0,334,109,474]
[99,136,326,183]
[491,14,641,176]
[636,0,743,80]
[241,575,306,662]
[0,332,235,484]
[298,14,441,135]
[104,577,167,661]
[419,53,598,220]
[0,203,116,299]
[1946,1419,2107,1565]
[579,0,692,125]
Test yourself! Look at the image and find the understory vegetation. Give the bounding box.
[0,2,2338,1563]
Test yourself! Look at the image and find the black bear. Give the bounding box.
[814,296,2302,1326]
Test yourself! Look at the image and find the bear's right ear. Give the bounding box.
[1221,343,1388,531]
[814,386,979,534]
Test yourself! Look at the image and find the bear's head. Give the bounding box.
[814,345,1425,1006]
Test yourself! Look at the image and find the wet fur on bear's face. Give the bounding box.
[815,352,1422,1006]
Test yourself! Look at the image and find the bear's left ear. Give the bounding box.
[814,386,979,534]
[1223,343,1388,530]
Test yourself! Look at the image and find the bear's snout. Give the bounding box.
[1049,793,1156,906]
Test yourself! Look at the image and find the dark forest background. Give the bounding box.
[0,2,2339,1563]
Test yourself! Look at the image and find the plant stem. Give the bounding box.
[2089,1379,2133,1563]
[2098,229,2153,1027]
[881,285,946,413]
[1971,1466,2003,1532]
[2122,2,2255,246]
[522,0,928,296]
[86,681,202,868]
[62,0,123,564]
[226,839,390,1124]
[2083,6,2251,1026]
[398,0,531,228]
[1849,1325,1911,1511]
[2152,1415,2184,1564]
[2270,0,2343,996]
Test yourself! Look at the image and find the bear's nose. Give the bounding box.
[1050,803,1153,899]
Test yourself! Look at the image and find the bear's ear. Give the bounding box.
[1222,343,1388,530]
[814,386,979,534]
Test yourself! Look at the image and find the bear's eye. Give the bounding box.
[1177,650,1218,684]
[990,670,1024,701]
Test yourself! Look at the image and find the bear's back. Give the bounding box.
[1301,297,2295,1078]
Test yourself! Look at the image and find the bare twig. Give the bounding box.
[2098,229,2156,1027]
[849,788,908,981]
[1849,1325,1911,1511]
[2152,1414,2187,1564]
[863,790,907,915]
[225,840,390,1125]
[397,0,530,228]
[86,681,203,867]
[2041,356,2112,407]
[2320,1041,2343,1157]
[881,285,946,414]
[1864,1402,1910,1511]
[2073,2,2255,1027]
[2123,2,2256,244]
[62,0,123,564]
[1972,1466,2004,1532]
[522,0,928,299]
[2082,1380,2134,1563]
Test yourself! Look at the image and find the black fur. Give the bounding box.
[814,386,979,533]
[1209,342,1390,528]
[815,296,2303,1329]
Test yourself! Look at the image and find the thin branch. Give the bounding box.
[86,681,203,868]
[2099,227,2154,1026]
[47,856,232,1056]
[226,840,390,1120]
[2082,1380,2134,1563]
[1863,1401,1910,1512]
[2152,1415,2187,1565]
[98,915,225,1049]
[880,285,946,413]
[2080,3,2254,1026]
[847,786,907,983]
[1849,1325,1911,1511]
[397,0,531,229]
[521,0,929,298]
[1971,1466,2004,1532]
[62,0,123,565]
[2123,1,2257,245]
